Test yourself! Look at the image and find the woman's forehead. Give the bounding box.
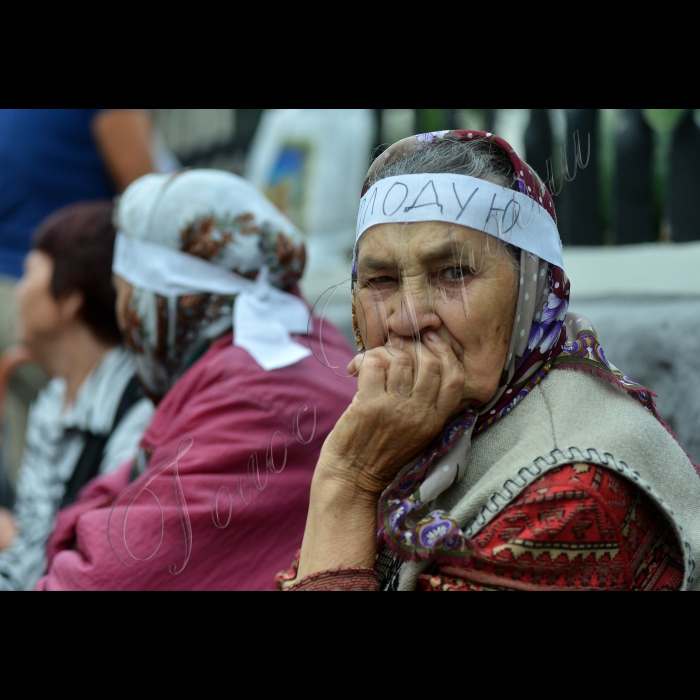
[26,249,54,273]
[357,222,489,262]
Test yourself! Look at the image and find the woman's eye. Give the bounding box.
[441,267,467,280]
[368,276,397,285]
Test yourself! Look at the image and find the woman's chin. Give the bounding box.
[15,337,39,362]
[15,330,29,350]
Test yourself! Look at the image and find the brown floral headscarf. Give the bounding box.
[114,169,306,403]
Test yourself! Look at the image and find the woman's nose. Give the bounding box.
[386,281,442,339]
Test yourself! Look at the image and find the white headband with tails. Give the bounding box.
[113,232,312,371]
[356,173,564,269]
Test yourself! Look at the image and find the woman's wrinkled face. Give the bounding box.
[354,222,518,409]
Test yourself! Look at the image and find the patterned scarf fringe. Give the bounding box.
[377,410,479,566]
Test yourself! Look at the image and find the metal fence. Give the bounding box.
[154,109,700,245]
[153,109,263,175]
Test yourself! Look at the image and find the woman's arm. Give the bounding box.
[0,396,61,590]
[91,109,156,193]
[296,332,467,580]
[277,550,379,591]
[296,464,380,575]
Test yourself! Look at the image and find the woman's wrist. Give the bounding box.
[311,459,383,517]
[296,461,381,579]
[311,440,395,503]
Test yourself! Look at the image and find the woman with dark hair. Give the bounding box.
[0,200,154,590]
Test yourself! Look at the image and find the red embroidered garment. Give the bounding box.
[279,464,684,591]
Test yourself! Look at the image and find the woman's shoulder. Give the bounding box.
[540,364,647,410]
[141,334,353,451]
[535,366,692,467]
[458,365,700,589]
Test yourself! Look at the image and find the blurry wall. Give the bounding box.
[564,242,700,463]
[245,109,374,344]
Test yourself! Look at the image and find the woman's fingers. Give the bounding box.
[385,349,415,397]
[347,334,464,423]
[346,354,362,376]
[406,333,445,408]
[328,335,467,495]
[354,349,388,398]
[422,331,466,416]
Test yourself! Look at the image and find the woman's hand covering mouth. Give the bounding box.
[318,330,467,499]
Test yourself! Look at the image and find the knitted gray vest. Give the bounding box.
[396,368,700,590]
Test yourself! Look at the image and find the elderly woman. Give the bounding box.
[36,169,357,590]
[282,130,700,591]
[0,201,154,590]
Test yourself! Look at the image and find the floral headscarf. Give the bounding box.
[115,169,307,403]
[353,130,689,566]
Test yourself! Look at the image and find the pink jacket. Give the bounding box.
[36,321,357,590]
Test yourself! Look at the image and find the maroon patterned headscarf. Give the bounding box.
[354,129,693,565]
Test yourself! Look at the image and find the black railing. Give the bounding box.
[515,108,699,245]
[613,109,654,244]
[667,110,700,243]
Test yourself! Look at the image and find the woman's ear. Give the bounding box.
[58,289,84,325]
[113,274,133,333]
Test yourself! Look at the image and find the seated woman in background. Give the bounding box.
[0,201,154,590]
[282,130,700,591]
[36,169,357,590]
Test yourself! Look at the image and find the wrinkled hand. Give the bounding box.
[317,331,466,499]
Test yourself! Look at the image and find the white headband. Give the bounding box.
[113,232,312,371]
[356,173,564,269]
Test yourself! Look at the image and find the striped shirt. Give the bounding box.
[0,347,154,590]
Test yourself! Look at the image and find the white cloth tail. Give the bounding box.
[113,232,312,371]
